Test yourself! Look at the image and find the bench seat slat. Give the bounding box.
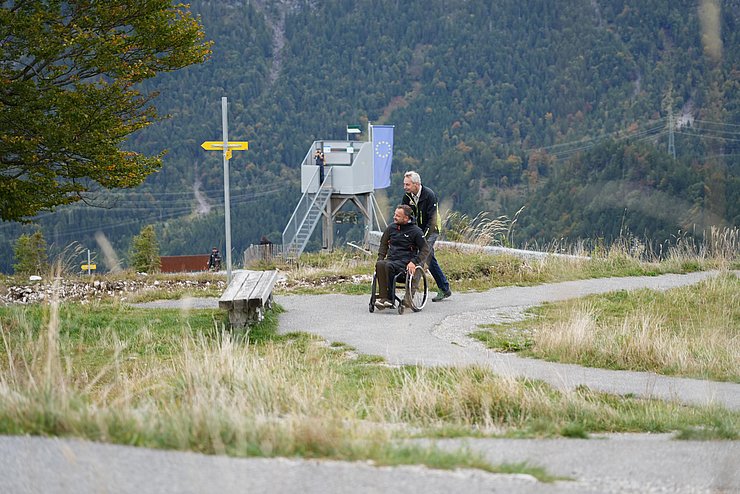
[219,271,251,306]
[234,274,261,299]
[218,270,278,320]
[232,275,262,311]
[249,271,278,305]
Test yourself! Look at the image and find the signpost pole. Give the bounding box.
[200,100,248,286]
[221,97,233,284]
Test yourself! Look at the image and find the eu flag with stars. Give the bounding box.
[372,125,394,189]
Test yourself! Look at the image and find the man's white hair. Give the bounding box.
[404,171,421,185]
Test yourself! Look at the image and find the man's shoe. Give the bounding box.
[383,299,394,308]
[374,299,388,310]
[432,290,452,302]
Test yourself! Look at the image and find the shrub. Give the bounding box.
[12,230,49,276]
[129,225,161,273]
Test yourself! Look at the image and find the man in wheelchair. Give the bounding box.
[374,204,430,310]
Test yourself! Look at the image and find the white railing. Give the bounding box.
[282,167,333,259]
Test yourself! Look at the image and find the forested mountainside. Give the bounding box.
[1,0,737,272]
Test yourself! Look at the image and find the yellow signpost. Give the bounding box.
[200,140,248,160]
[81,264,96,270]
[201,97,249,284]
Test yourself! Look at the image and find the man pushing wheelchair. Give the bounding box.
[373,204,430,311]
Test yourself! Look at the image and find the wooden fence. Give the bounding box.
[160,255,211,273]
[243,244,283,266]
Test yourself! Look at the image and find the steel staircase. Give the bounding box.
[282,167,333,261]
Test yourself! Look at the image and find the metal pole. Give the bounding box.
[87,249,91,276]
[222,97,233,284]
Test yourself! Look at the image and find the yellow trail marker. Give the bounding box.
[81,264,96,270]
[201,141,248,160]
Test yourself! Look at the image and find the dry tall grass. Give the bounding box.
[530,273,739,381]
[0,308,384,457]
[665,226,740,268]
[443,208,524,247]
[2,297,735,459]
[2,241,739,465]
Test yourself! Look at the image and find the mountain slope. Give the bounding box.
[0,0,736,272]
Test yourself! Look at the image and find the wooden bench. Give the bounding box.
[219,270,278,328]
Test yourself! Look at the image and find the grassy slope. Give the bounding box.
[1,243,738,475]
[473,273,739,382]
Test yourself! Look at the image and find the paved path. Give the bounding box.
[277,270,740,410]
[3,271,738,493]
[2,434,737,493]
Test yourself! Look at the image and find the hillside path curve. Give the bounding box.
[277,270,740,410]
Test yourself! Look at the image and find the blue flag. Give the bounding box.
[372,125,394,189]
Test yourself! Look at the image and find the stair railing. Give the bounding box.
[282,166,333,260]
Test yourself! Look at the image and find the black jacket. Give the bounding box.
[402,185,440,237]
[377,220,430,265]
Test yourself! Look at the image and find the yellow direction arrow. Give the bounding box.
[201,141,249,160]
[201,141,248,150]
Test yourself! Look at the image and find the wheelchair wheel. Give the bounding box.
[369,273,377,312]
[407,268,428,312]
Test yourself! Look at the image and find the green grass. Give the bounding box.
[5,227,735,302]
[473,273,739,382]
[0,298,737,479]
[675,422,738,441]
[1,232,738,477]
[365,444,564,481]
[124,285,224,302]
[472,325,535,353]
[275,242,735,295]
[0,301,511,476]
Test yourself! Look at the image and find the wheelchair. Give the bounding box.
[369,267,428,314]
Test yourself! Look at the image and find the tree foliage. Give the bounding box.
[129,224,160,273]
[12,230,49,276]
[516,140,708,244]
[0,0,736,272]
[0,0,211,221]
[129,0,739,245]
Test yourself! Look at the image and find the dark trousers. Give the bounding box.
[375,259,406,300]
[425,233,449,292]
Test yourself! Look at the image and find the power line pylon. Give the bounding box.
[668,111,676,159]
[663,85,676,159]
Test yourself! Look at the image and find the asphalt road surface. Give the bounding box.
[2,271,738,493]
[278,270,740,410]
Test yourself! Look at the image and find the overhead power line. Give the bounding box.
[692,119,740,128]
[527,115,739,163]
[526,120,669,163]
[543,125,667,162]
[0,185,285,238]
[674,131,740,142]
[530,118,668,152]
